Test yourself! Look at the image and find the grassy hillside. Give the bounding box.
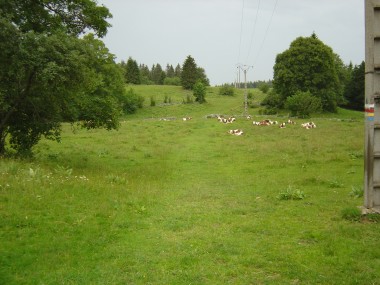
[1,85,377,284]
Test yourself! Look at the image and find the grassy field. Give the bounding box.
[1,85,379,284]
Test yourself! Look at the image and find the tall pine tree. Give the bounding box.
[125,57,140,84]
[181,55,198,90]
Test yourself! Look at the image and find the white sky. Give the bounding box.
[98,0,364,86]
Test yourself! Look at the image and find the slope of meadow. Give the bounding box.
[1,85,378,284]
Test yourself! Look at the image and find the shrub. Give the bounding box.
[277,186,305,200]
[193,81,206,103]
[122,88,144,114]
[285,91,322,118]
[258,82,270,94]
[261,90,282,108]
[219,84,235,96]
[164,76,181,86]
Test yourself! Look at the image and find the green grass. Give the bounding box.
[1,85,378,284]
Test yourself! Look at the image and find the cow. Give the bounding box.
[228,129,244,136]
[301,122,317,129]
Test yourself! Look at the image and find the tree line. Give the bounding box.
[120,55,210,89]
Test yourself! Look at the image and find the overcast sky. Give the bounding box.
[98,0,364,86]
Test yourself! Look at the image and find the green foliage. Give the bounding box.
[349,186,364,198]
[285,91,322,118]
[341,207,362,222]
[273,33,342,112]
[124,57,140,84]
[164,76,181,86]
[0,1,122,155]
[261,89,283,109]
[181,55,209,90]
[258,82,270,94]
[151,64,166,85]
[150,96,156,107]
[192,81,207,103]
[121,88,144,114]
[344,61,364,111]
[219,84,235,96]
[0,0,112,37]
[277,186,306,200]
[181,55,198,90]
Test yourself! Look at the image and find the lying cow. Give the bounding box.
[301,122,316,129]
[228,129,244,136]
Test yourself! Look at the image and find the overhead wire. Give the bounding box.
[245,0,261,64]
[237,0,245,65]
[253,0,279,66]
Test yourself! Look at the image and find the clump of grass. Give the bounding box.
[349,185,363,198]
[106,174,127,185]
[150,96,156,106]
[328,178,344,188]
[341,207,362,222]
[277,186,305,200]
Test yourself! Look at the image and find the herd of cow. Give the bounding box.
[216,115,317,136]
[179,115,317,136]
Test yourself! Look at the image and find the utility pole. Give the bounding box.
[364,0,380,214]
[238,64,253,116]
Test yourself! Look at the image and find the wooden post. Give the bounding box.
[364,0,380,213]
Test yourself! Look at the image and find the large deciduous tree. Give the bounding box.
[0,0,127,155]
[273,33,343,112]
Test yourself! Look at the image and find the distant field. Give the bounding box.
[1,85,378,284]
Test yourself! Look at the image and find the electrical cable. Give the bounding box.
[253,0,279,65]
[245,0,261,64]
[237,0,245,65]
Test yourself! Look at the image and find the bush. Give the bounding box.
[193,81,206,103]
[164,76,181,86]
[285,91,322,118]
[219,84,235,96]
[258,82,270,94]
[122,88,144,114]
[261,90,282,109]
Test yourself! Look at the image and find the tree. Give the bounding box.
[0,0,126,155]
[174,64,182,77]
[193,81,207,103]
[125,57,140,84]
[181,56,210,90]
[151,64,165,85]
[273,33,342,112]
[181,55,198,89]
[343,61,365,111]
[166,64,175,78]
[197,67,210,86]
[139,64,152,85]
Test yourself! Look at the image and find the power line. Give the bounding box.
[253,0,279,65]
[245,0,261,63]
[237,0,245,64]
